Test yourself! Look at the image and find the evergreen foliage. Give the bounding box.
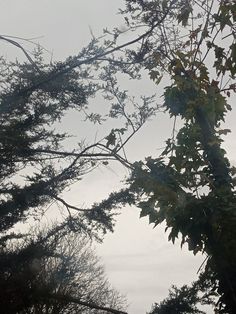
[1,1,236,312]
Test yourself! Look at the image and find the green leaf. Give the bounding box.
[149,70,160,80]
[105,130,116,147]
[218,129,231,136]
[177,2,192,26]
[139,207,150,218]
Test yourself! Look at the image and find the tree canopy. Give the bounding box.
[1,0,236,313]
[0,226,127,314]
[91,0,236,312]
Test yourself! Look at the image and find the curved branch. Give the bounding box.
[50,194,88,212]
[0,35,41,72]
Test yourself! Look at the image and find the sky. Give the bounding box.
[1,1,236,313]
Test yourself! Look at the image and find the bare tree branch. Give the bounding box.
[46,293,128,314]
[0,35,41,72]
[50,194,88,212]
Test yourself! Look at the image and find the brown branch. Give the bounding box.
[27,145,133,170]
[50,194,88,212]
[29,148,113,158]
[47,293,128,314]
[116,124,142,154]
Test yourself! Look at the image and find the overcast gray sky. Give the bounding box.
[1,1,236,313]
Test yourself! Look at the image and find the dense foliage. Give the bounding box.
[147,271,218,314]
[1,0,236,313]
[0,9,161,309]
[99,1,236,312]
[0,35,153,314]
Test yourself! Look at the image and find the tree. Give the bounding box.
[0,0,180,239]
[0,16,163,312]
[0,26,154,314]
[0,225,127,314]
[148,272,217,314]
[0,42,135,313]
[0,33,162,234]
[1,1,236,312]
[149,285,205,314]
[95,0,236,312]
